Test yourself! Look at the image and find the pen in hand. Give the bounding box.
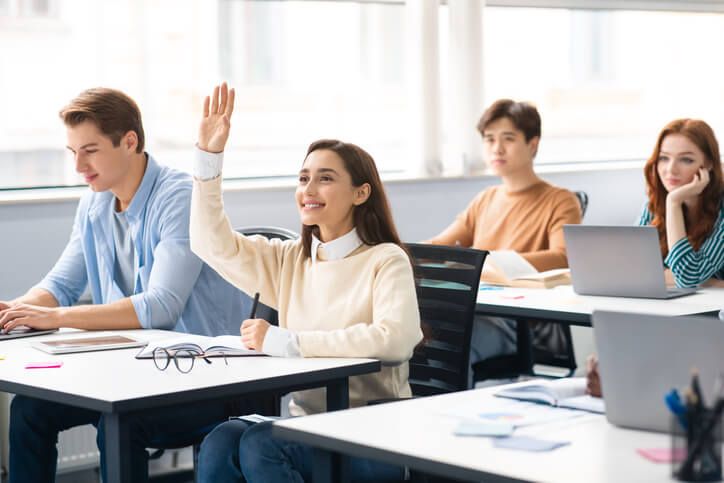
[249,292,260,319]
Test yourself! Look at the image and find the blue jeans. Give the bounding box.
[198,419,405,483]
[9,395,239,483]
[9,396,99,483]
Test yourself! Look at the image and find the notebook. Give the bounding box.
[563,225,696,299]
[495,377,605,414]
[136,334,262,359]
[481,250,571,289]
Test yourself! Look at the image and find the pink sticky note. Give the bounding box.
[637,447,686,463]
[25,362,63,369]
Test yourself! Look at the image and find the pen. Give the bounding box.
[249,292,260,319]
[665,389,688,429]
[691,367,705,409]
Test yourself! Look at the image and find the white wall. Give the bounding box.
[0,166,645,299]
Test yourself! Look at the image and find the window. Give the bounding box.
[0,0,406,190]
[1,1,724,190]
[452,7,724,164]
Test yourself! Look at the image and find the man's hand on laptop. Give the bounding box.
[586,354,602,398]
[0,303,60,333]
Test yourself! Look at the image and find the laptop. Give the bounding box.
[593,310,724,433]
[0,326,58,341]
[564,225,696,299]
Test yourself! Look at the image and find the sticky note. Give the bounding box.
[0,355,5,360]
[454,420,514,437]
[25,362,63,369]
[637,448,686,463]
[493,436,570,452]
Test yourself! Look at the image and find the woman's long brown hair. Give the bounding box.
[643,119,724,257]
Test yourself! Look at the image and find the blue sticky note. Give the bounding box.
[493,436,570,452]
[479,285,504,291]
[453,420,514,437]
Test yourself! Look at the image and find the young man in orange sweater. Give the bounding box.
[430,99,582,386]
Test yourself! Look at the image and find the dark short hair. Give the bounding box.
[59,88,145,153]
[477,99,541,142]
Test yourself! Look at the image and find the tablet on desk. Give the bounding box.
[33,334,147,354]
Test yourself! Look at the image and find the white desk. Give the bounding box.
[0,329,380,483]
[476,285,724,327]
[274,385,674,483]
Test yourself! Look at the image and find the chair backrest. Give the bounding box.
[235,225,300,241]
[405,243,488,396]
[574,190,589,219]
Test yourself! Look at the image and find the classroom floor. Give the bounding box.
[56,468,194,483]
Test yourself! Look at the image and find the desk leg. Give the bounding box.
[320,378,350,482]
[313,447,350,483]
[326,377,349,411]
[516,320,533,375]
[103,412,132,483]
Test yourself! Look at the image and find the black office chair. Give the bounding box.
[149,226,299,482]
[406,243,488,396]
[235,225,300,241]
[575,190,589,218]
[472,190,590,384]
[234,226,299,327]
[368,244,487,483]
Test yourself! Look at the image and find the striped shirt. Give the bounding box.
[637,199,724,288]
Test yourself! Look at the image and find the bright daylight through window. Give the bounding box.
[1,0,723,189]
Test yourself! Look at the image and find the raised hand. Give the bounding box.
[198,82,235,153]
[667,167,711,205]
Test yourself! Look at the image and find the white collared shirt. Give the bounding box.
[194,147,224,180]
[311,228,363,264]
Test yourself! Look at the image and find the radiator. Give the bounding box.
[56,425,100,474]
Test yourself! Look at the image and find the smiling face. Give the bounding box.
[657,134,711,192]
[66,120,137,193]
[481,117,539,178]
[295,149,370,242]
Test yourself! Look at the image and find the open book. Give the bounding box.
[495,377,605,414]
[481,250,571,289]
[136,334,263,359]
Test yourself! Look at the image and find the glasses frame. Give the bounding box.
[152,347,228,373]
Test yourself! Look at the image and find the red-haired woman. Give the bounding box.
[639,118,724,288]
[587,119,724,398]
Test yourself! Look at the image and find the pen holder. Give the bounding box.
[672,409,723,482]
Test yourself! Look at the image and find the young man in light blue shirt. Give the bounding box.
[0,88,262,483]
